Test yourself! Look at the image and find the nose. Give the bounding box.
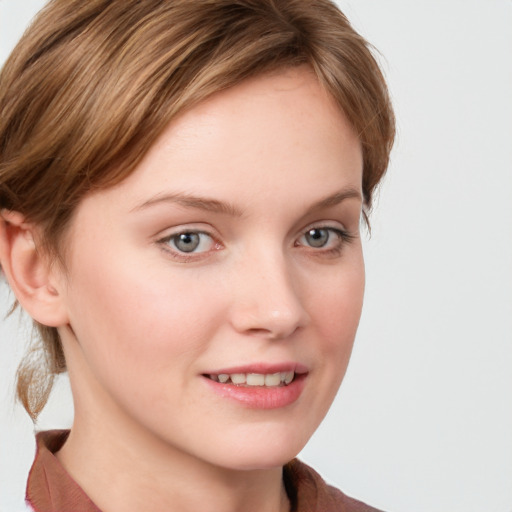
[228,251,310,340]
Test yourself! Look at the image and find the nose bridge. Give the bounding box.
[229,245,309,339]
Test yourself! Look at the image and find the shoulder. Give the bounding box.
[284,459,386,512]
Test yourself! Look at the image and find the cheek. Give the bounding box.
[312,258,365,349]
[63,252,223,390]
[305,254,365,408]
[288,257,364,442]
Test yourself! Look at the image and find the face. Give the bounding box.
[57,67,364,471]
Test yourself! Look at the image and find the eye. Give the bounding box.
[165,231,214,253]
[304,228,331,248]
[295,225,354,257]
[299,227,342,249]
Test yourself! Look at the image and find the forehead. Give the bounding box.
[76,68,363,218]
[160,67,356,149]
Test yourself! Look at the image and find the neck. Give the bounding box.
[57,402,290,512]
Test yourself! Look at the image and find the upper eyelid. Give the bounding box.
[296,225,356,246]
[156,230,219,261]
[297,226,346,241]
[156,228,218,252]
[155,224,217,240]
[298,221,348,236]
[162,230,213,241]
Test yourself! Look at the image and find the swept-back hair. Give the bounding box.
[0,0,394,419]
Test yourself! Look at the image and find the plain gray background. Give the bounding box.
[1,1,511,511]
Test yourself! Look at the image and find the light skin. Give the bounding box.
[0,67,364,512]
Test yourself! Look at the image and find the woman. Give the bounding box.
[0,0,394,510]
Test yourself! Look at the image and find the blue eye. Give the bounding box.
[296,226,354,256]
[300,227,342,249]
[304,228,331,248]
[167,232,214,253]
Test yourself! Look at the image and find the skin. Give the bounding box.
[3,67,365,512]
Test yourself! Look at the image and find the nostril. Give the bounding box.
[228,264,309,337]
[229,297,309,338]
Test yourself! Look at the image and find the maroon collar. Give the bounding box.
[26,430,382,512]
[26,430,102,512]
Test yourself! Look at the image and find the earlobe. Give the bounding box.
[0,209,69,327]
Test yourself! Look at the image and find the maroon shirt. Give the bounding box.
[26,430,384,512]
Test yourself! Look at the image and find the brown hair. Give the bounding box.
[0,0,394,419]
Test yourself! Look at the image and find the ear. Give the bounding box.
[0,209,69,327]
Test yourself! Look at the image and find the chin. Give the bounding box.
[218,451,302,472]
[204,425,313,471]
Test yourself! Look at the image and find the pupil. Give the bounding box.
[175,233,200,252]
[306,228,328,248]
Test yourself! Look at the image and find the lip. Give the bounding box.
[201,362,308,410]
[204,362,309,375]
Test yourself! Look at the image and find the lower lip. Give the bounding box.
[202,374,307,409]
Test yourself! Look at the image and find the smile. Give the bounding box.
[207,371,295,387]
[202,365,308,409]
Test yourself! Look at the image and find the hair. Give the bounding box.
[0,0,395,420]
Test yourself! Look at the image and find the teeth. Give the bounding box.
[264,373,282,386]
[209,371,296,386]
[283,371,294,385]
[246,373,265,386]
[230,373,246,385]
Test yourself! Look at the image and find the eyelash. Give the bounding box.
[157,230,221,262]
[295,226,355,258]
[157,225,355,262]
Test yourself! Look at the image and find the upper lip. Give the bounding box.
[204,362,309,375]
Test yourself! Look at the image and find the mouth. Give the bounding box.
[201,364,308,409]
[205,371,296,387]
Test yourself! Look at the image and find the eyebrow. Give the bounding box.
[132,188,361,217]
[132,192,244,216]
[304,188,362,215]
